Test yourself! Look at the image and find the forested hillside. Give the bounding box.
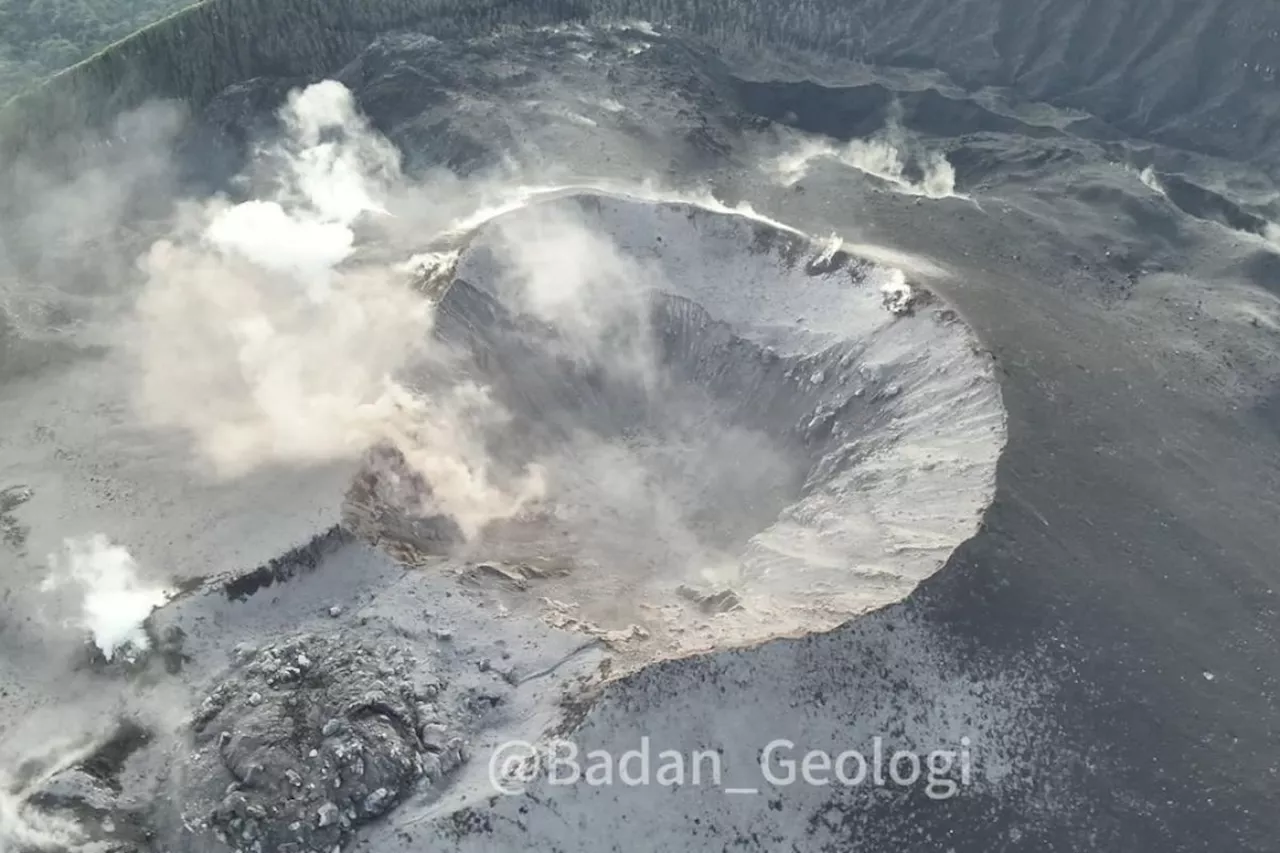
[0,0,196,99]
[1,0,1278,173]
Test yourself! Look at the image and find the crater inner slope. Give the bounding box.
[377,192,1007,658]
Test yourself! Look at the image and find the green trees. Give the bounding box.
[0,0,197,100]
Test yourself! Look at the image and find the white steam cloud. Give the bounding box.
[479,208,665,391]
[772,119,959,199]
[1,783,88,853]
[41,535,172,661]
[129,80,546,536]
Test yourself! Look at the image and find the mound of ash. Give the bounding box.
[181,634,466,853]
[341,443,465,564]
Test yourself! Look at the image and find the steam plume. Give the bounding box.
[41,535,171,662]
[129,80,546,535]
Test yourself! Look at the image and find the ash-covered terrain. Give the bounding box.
[2,3,1280,853]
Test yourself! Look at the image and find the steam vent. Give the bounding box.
[366,191,1007,662]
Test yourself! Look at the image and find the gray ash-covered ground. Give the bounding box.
[4,4,1280,853]
[4,524,608,853]
[0,183,1002,850]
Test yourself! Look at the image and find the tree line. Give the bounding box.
[0,0,197,100]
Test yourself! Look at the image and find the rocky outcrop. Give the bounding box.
[188,632,466,853]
